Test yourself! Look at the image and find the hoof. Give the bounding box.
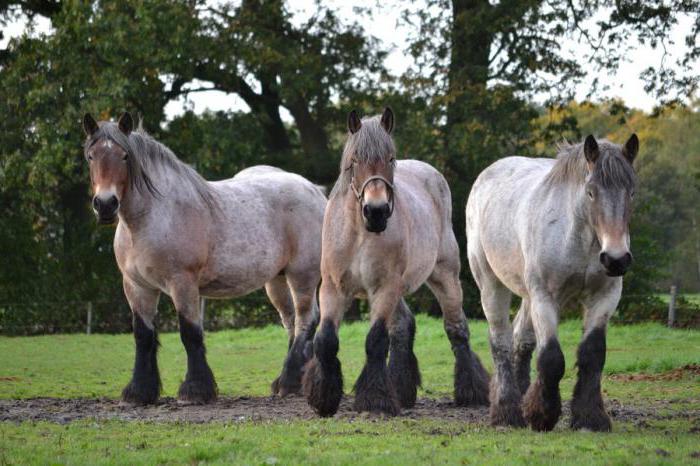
[353,363,400,416]
[522,380,561,432]
[455,351,490,407]
[571,407,612,432]
[121,380,160,406]
[302,357,343,417]
[271,373,302,397]
[388,350,421,409]
[489,379,525,427]
[177,378,217,405]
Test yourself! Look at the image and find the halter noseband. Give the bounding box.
[350,174,395,217]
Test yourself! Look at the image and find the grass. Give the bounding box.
[656,292,700,306]
[1,316,699,465]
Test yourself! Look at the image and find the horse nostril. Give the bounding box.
[599,252,610,268]
[106,195,119,211]
[363,204,371,218]
[92,197,101,211]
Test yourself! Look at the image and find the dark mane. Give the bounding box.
[331,116,396,196]
[84,121,215,208]
[545,139,636,190]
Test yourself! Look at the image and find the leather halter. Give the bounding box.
[350,174,395,217]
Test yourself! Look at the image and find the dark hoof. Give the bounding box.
[302,357,343,417]
[121,379,160,406]
[354,364,400,416]
[271,375,281,396]
[522,379,561,432]
[455,351,490,407]
[177,378,217,405]
[389,350,421,409]
[571,407,612,432]
[489,379,525,427]
[272,373,302,397]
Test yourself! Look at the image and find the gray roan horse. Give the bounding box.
[82,112,326,404]
[466,134,639,431]
[302,108,489,417]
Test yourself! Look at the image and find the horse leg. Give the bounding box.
[571,281,620,432]
[427,264,489,407]
[275,271,320,396]
[170,277,217,404]
[481,282,526,427]
[522,293,564,431]
[513,299,536,395]
[387,298,421,409]
[121,278,162,405]
[353,287,401,415]
[302,280,349,417]
[265,275,296,395]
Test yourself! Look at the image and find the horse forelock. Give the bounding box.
[547,140,636,190]
[334,116,396,196]
[85,122,215,209]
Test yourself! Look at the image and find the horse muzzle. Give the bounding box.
[600,251,633,277]
[93,195,120,225]
[363,203,391,233]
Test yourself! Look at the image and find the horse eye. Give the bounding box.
[630,191,635,199]
[587,190,594,200]
[122,154,129,162]
[87,155,93,161]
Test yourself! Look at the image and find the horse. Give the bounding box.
[466,134,639,431]
[81,112,326,404]
[302,108,489,417]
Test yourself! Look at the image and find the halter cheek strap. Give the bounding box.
[351,175,395,217]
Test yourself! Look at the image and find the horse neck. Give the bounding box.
[118,165,211,232]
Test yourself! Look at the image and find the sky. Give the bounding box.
[2,0,695,119]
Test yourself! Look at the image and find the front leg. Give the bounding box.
[388,299,421,408]
[353,286,401,415]
[522,293,565,431]
[302,280,350,417]
[121,278,161,405]
[170,277,217,404]
[570,280,620,432]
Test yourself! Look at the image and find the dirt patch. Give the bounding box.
[609,364,700,382]
[1,396,696,425]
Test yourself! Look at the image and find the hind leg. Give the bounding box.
[265,275,297,395]
[522,292,564,431]
[170,275,217,404]
[570,280,620,432]
[302,280,350,417]
[388,299,421,408]
[428,262,489,407]
[353,285,402,415]
[274,271,320,396]
[477,277,527,427]
[121,278,162,405]
[513,299,536,395]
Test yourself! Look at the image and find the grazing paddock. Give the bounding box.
[1,316,699,465]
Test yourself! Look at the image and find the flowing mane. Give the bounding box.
[545,139,636,190]
[84,121,215,208]
[331,116,396,196]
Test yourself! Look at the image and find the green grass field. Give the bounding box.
[1,316,699,465]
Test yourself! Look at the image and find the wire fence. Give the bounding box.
[0,286,698,336]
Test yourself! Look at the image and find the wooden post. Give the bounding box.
[86,302,93,335]
[200,297,206,328]
[667,285,677,328]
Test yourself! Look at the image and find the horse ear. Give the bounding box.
[584,135,599,164]
[623,133,639,163]
[83,113,99,137]
[380,107,394,134]
[118,112,133,135]
[348,110,362,134]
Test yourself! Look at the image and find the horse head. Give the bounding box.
[344,107,396,233]
[583,134,639,276]
[82,112,134,224]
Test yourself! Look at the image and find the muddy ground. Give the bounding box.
[1,396,698,427]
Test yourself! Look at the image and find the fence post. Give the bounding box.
[667,285,677,328]
[86,301,93,335]
[200,298,206,328]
